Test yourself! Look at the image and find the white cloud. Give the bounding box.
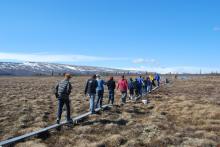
[0,52,126,63]
[213,26,220,31]
[132,58,159,66]
[123,66,220,74]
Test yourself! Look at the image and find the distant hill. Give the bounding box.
[0,62,135,76]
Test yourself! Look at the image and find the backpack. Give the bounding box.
[55,80,72,98]
[128,81,134,89]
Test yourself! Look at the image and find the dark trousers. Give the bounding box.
[57,98,71,121]
[157,80,160,86]
[96,90,104,108]
[108,90,115,104]
[135,89,139,96]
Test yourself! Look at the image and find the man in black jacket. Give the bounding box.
[84,74,98,114]
[106,76,116,105]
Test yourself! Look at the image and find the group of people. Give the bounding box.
[54,73,160,124]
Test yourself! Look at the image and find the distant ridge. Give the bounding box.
[0,62,135,76]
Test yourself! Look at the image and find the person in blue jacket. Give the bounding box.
[96,74,106,108]
[137,75,144,96]
[154,73,161,86]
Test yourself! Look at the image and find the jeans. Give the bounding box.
[157,80,160,86]
[96,90,104,108]
[57,97,71,121]
[89,94,96,113]
[135,89,139,96]
[121,91,127,104]
[129,88,134,100]
[147,85,151,93]
[108,90,114,104]
[144,86,148,93]
[138,88,142,96]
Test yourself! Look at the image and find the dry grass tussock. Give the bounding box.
[0,76,220,147]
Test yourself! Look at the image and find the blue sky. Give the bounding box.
[0,0,220,73]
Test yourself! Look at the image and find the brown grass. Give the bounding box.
[0,76,220,147]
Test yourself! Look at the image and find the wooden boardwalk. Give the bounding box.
[0,104,111,146]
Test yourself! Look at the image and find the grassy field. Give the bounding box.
[0,76,220,147]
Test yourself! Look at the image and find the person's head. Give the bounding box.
[110,76,114,80]
[64,73,72,80]
[92,74,97,79]
[96,74,101,79]
[130,77,133,81]
[121,75,125,80]
[135,78,138,81]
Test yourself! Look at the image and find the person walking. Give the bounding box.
[117,75,128,105]
[145,76,152,93]
[154,73,161,86]
[149,74,155,90]
[106,76,116,105]
[143,76,148,94]
[137,76,144,97]
[84,75,98,114]
[128,78,134,100]
[133,78,139,97]
[96,75,105,108]
[55,73,73,124]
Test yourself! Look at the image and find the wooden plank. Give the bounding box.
[0,104,111,146]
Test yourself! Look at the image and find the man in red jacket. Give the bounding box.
[117,75,128,105]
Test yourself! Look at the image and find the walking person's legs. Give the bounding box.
[57,98,64,124]
[90,94,95,114]
[96,90,101,108]
[109,90,114,104]
[147,86,150,93]
[121,91,127,104]
[99,90,104,107]
[111,91,115,104]
[129,89,133,100]
[64,99,73,123]
[139,88,142,97]
[144,86,147,94]
[108,91,111,104]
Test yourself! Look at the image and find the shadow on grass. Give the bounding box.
[82,118,128,126]
[126,106,148,115]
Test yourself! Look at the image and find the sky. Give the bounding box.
[0,0,220,74]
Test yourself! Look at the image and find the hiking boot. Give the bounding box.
[91,111,96,115]
[67,118,74,124]
[56,119,60,124]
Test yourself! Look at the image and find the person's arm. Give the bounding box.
[106,80,109,87]
[67,82,72,95]
[117,81,119,90]
[95,80,98,89]
[84,80,88,95]
[103,80,106,85]
[55,83,59,98]
[113,81,116,90]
